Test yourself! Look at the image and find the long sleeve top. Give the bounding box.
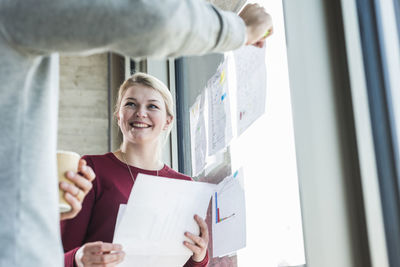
[61,153,209,267]
[0,1,245,266]
[1,0,246,58]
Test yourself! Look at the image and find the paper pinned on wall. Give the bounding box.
[189,92,208,177]
[113,174,216,267]
[212,168,246,257]
[207,59,233,156]
[234,45,267,136]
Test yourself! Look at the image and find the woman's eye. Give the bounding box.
[148,104,159,109]
[125,102,136,107]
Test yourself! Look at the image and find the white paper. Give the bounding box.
[118,254,190,267]
[189,93,208,176]
[207,59,233,156]
[212,169,246,257]
[234,45,267,136]
[114,204,126,237]
[113,174,216,267]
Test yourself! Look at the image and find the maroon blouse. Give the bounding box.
[61,152,209,267]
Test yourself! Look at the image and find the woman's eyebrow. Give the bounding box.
[124,97,160,103]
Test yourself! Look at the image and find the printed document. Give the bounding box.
[212,169,246,257]
[207,59,233,156]
[113,174,215,267]
[190,93,208,176]
[234,45,267,136]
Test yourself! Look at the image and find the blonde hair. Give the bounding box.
[114,72,174,142]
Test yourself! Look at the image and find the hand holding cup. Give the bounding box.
[57,151,96,220]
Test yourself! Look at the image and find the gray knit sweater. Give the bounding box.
[0,1,245,266]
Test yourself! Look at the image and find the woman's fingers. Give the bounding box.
[185,232,207,248]
[59,192,82,220]
[83,242,122,254]
[64,192,82,213]
[71,159,96,193]
[115,252,126,264]
[84,251,125,264]
[59,160,95,220]
[59,182,82,220]
[184,240,202,255]
[60,172,88,202]
[59,179,79,196]
[78,159,96,183]
[61,159,95,200]
[81,242,125,266]
[194,214,209,241]
[68,172,91,197]
[183,215,209,262]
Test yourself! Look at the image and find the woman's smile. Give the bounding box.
[129,121,151,129]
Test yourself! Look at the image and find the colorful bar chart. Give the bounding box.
[212,168,246,257]
[215,191,235,224]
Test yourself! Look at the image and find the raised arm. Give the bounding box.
[1,0,270,58]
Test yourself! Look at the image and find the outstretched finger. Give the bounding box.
[194,215,209,240]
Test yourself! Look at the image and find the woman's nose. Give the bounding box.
[135,107,147,118]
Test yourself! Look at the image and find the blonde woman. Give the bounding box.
[61,73,209,267]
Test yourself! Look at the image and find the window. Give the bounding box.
[174,1,305,266]
[232,1,305,266]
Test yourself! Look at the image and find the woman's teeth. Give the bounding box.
[130,122,149,128]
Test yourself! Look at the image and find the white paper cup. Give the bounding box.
[57,150,80,213]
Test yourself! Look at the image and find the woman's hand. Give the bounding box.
[239,3,273,47]
[184,215,209,262]
[79,241,125,267]
[59,159,96,220]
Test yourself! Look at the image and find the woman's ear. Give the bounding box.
[163,115,173,130]
[116,114,121,127]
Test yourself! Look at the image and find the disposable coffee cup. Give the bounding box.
[57,150,80,213]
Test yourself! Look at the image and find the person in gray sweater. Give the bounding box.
[0,1,272,266]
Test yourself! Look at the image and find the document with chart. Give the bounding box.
[212,169,246,257]
[207,59,233,156]
[113,174,215,267]
[234,45,267,136]
[190,92,208,176]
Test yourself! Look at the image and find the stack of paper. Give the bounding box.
[113,174,215,267]
[113,172,247,266]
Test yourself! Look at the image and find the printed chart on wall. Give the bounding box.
[212,169,246,257]
[207,59,233,156]
[189,92,208,177]
[234,45,267,136]
[188,45,267,260]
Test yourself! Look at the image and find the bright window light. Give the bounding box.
[230,1,306,266]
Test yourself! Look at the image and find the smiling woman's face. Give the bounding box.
[118,84,172,145]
